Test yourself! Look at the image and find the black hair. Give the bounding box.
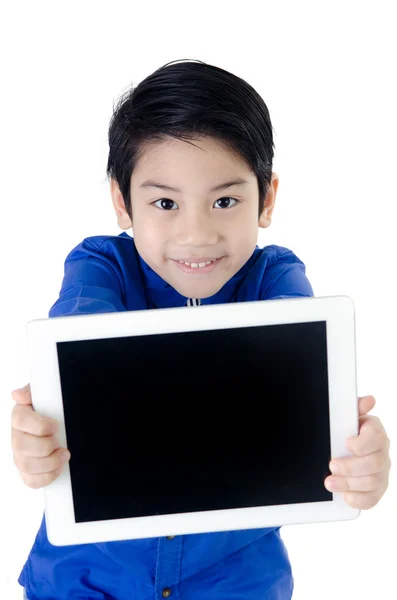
[106,59,275,219]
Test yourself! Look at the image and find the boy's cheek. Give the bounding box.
[133,228,163,263]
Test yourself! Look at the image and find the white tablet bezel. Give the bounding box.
[27,295,360,546]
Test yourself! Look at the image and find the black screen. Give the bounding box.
[56,321,332,524]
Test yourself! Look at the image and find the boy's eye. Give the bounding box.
[213,197,239,209]
[153,199,179,210]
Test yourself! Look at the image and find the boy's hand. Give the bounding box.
[324,395,391,509]
[11,383,71,489]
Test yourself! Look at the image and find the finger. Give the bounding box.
[11,429,61,458]
[20,467,65,490]
[11,403,59,436]
[346,417,388,456]
[11,384,32,405]
[343,491,379,510]
[14,447,70,475]
[330,448,387,477]
[325,472,383,493]
[357,395,376,416]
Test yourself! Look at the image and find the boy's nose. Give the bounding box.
[174,212,219,247]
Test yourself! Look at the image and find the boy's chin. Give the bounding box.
[175,281,224,300]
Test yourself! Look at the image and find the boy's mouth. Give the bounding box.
[171,257,223,274]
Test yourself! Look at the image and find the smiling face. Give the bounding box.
[111,135,279,299]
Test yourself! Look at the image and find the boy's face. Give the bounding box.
[111,135,279,299]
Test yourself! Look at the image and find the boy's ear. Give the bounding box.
[110,178,133,230]
[259,173,279,228]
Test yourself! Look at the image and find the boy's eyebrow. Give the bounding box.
[139,178,250,193]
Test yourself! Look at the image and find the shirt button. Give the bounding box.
[162,588,172,598]
[166,535,175,540]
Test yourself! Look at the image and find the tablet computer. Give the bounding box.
[26,295,360,546]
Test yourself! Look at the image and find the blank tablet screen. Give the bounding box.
[56,320,332,524]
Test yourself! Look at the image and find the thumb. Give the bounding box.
[11,383,32,405]
[358,395,376,417]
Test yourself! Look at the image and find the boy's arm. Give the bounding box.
[261,248,314,300]
[49,237,127,317]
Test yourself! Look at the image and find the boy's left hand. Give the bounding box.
[324,395,391,509]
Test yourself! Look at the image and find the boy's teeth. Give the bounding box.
[178,259,216,268]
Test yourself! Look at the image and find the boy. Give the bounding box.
[11,59,391,600]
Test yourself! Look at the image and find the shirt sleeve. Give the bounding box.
[48,238,127,318]
[262,248,315,300]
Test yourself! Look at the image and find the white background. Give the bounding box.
[1,1,396,598]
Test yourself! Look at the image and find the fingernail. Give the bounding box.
[62,451,70,462]
[329,462,340,474]
[325,478,338,490]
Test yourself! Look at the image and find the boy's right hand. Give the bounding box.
[11,384,71,489]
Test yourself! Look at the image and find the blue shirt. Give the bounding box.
[19,231,314,600]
